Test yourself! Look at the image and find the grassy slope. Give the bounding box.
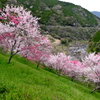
[0,53,100,100]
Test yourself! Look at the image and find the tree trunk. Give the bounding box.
[7,55,14,64]
[71,76,75,81]
[90,86,100,93]
[7,51,18,64]
[57,70,62,76]
[36,62,40,69]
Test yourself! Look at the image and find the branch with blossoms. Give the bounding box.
[82,53,100,93]
[0,5,52,64]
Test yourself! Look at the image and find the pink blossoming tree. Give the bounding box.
[21,36,52,68]
[82,53,100,92]
[45,52,84,80]
[0,5,51,63]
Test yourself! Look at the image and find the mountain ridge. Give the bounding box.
[1,0,100,44]
[4,0,99,27]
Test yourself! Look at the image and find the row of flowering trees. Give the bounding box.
[82,53,100,92]
[45,52,100,92]
[44,53,100,83]
[0,5,100,93]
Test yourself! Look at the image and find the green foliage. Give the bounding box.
[0,0,7,8]
[87,30,100,53]
[92,30,100,42]
[0,0,7,3]
[0,52,100,99]
[39,10,52,24]
[61,38,72,46]
[0,2,4,8]
[83,9,98,26]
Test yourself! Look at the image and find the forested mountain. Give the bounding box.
[1,0,100,42]
[7,0,98,27]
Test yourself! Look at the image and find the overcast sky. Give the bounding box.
[59,0,100,11]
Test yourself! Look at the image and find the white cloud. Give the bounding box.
[59,0,100,11]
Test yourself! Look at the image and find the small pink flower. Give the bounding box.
[0,17,4,20]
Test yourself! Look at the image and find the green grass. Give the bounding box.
[0,53,100,100]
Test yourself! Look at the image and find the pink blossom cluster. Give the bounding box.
[43,52,100,83]
[44,53,84,79]
[82,53,100,83]
[0,5,52,63]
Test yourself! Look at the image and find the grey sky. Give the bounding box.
[59,0,100,11]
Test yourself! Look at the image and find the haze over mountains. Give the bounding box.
[92,11,100,18]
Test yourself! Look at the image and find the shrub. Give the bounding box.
[87,30,100,54]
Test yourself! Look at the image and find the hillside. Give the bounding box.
[0,53,100,100]
[16,0,98,27]
[0,0,99,43]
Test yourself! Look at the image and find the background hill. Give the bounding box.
[14,0,100,41]
[16,0,98,27]
[92,11,100,18]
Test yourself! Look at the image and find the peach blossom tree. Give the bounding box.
[0,5,51,63]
